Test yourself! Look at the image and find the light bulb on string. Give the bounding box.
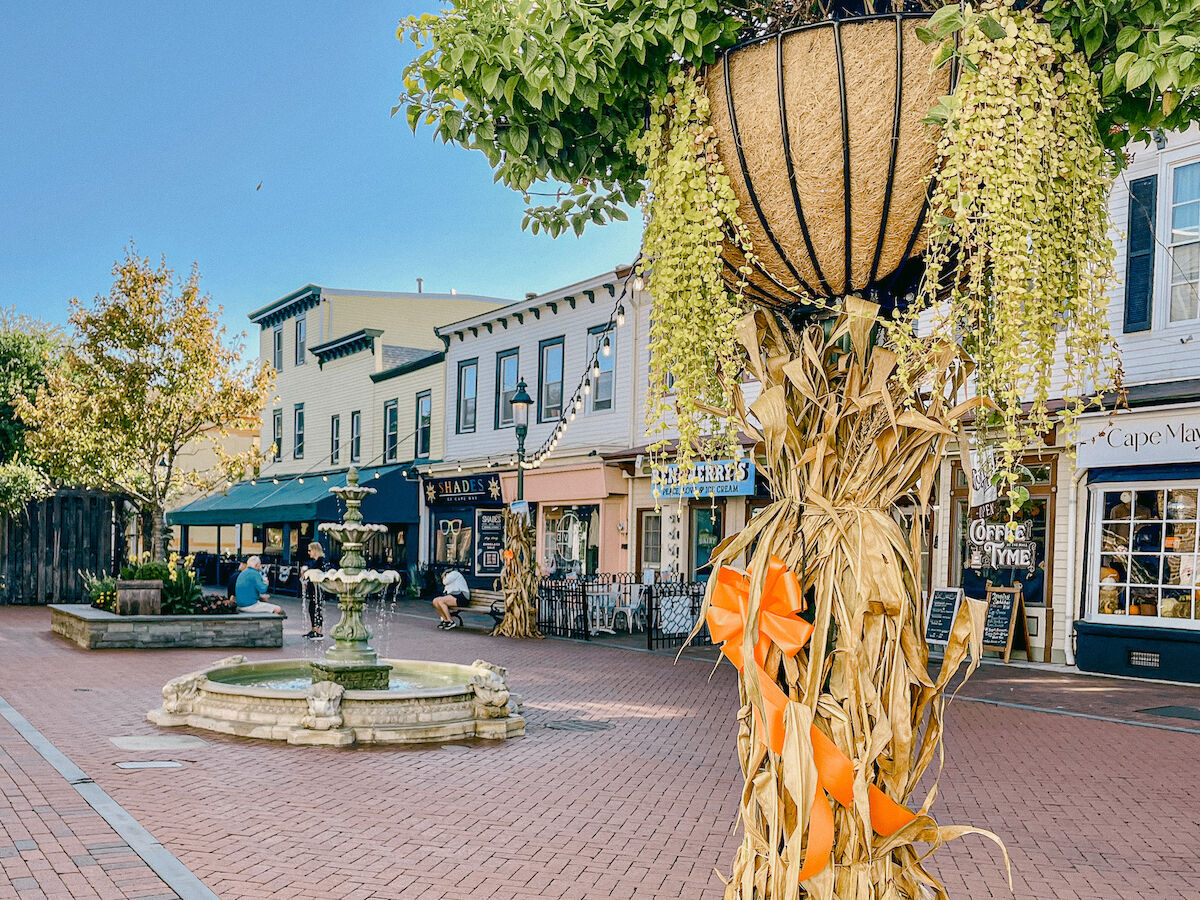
[457,463,463,472]
[592,361,600,378]
[570,410,576,421]
[322,475,328,482]
[298,477,304,484]
[634,274,645,292]
[617,306,626,326]
[601,337,611,357]
[583,380,591,395]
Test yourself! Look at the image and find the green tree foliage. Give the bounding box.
[396,0,742,237]
[17,247,274,560]
[0,309,60,513]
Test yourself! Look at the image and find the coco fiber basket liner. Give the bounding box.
[706,14,951,309]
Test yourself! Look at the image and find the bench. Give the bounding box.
[451,589,506,628]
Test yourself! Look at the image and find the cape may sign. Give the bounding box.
[967,519,1036,570]
[1075,404,1200,469]
[655,459,756,499]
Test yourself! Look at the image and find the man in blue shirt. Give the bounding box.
[235,556,284,615]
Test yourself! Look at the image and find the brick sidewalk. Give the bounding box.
[1,600,1199,898]
[0,712,173,900]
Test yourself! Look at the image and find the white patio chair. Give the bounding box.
[611,583,646,634]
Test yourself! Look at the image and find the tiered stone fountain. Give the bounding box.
[306,469,397,690]
[146,468,524,746]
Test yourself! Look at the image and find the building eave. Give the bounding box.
[369,351,446,383]
[308,328,384,368]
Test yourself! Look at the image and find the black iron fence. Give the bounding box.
[535,573,710,649]
[646,579,711,650]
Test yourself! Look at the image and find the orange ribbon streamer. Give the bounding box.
[705,558,916,880]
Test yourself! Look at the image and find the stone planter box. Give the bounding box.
[49,604,283,650]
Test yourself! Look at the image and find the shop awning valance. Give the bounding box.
[167,464,421,527]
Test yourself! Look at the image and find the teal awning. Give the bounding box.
[167,464,421,527]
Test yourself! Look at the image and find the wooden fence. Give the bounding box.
[0,490,125,605]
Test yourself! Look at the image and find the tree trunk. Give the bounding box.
[148,506,169,562]
[705,301,1004,898]
[492,509,542,639]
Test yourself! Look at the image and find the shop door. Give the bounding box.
[690,504,724,582]
[545,504,600,577]
[950,458,1055,608]
[637,509,662,580]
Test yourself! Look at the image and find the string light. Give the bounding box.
[634,274,644,292]
[272,478,279,485]
[617,306,626,326]
[601,337,611,357]
[592,361,600,378]
[298,477,304,484]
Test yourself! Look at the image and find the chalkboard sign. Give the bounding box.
[473,508,505,578]
[982,585,1030,663]
[924,588,962,646]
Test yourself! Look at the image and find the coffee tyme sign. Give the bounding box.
[968,520,1036,570]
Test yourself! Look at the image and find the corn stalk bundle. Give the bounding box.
[701,297,1007,899]
[493,509,542,639]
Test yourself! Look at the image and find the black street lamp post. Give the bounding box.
[511,378,533,502]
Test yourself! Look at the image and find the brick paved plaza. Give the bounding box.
[2,598,1199,900]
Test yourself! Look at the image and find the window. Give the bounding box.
[457,359,478,433]
[495,349,519,428]
[587,325,615,412]
[293,403,305,458]
[1169,161,1200,323]
[350,410,361,462]
[1124,176,1157,333]
[272,328,283,371]
[271,409,282,462]
[416,391,431,458]
[639,511,662,575]
[538,337,564,422]
[294,318,306,365]
[330,414,341,464]
[1091,485,1199,625]
[383,400,399,463]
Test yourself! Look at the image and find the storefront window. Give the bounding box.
[1093,485,1199,623]
[952,498,1049,604]
[432,511,473,567]
[639,511,661,575]
[545,504,599,576]
[691,505,723,581]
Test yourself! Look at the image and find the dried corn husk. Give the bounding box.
[493,510,542,639]
[699,299,1008,898]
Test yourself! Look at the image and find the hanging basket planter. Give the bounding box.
[706,13,951,310]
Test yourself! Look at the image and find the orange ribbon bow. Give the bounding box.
[705,558,916,880]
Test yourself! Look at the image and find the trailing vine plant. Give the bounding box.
[633,68,754,488]
[889,0,1122,511]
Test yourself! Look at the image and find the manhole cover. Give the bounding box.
[115,761,183,770]
[1138,705,1200,721]
[544,719,615,732]
[109,735,209,751]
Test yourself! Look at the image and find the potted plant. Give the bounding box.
[398,0,1200,895]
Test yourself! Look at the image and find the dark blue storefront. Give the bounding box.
[168,464,421,592]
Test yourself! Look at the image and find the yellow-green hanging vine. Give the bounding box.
[891,0,1122,509]
[634,67,754,490]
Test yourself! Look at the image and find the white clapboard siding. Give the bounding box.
[440,272,649,465]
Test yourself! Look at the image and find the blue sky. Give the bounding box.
[0,2,643,335]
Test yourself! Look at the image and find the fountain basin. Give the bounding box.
[147,656,524,746]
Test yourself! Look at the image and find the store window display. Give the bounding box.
[1094,486,1199,621]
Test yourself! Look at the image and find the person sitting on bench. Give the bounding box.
[434,569,470,629]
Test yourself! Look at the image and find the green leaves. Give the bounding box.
[395,0,742,236]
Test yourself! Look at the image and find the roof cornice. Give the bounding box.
[248,284,322,327]
[309,328,384,368]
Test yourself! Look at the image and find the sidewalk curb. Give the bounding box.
[0,693,218,900]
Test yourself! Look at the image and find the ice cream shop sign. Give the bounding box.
[968,519,1035,570]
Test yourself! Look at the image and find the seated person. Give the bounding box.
[433,568,470,629]
[234,556,284,615]
[226,561,246,600]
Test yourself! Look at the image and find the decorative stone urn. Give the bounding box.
[304,467,399,690]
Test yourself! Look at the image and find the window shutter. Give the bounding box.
[1123,175,1157,333]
